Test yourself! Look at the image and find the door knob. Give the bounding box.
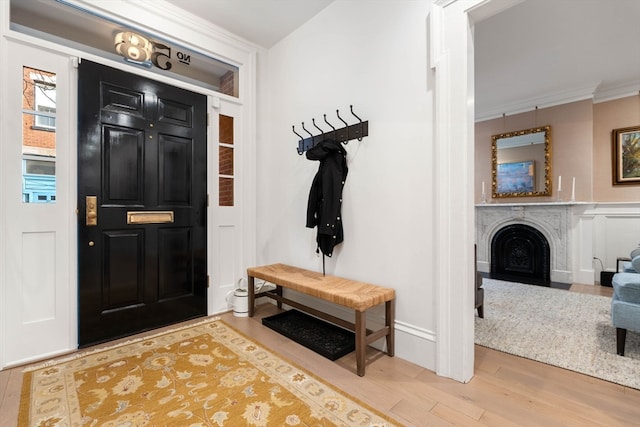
[86,196,97,226]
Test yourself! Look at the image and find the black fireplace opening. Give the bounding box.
[491,224,551,286]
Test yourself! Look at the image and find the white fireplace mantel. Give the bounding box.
[476,202,640,286]
[475,202,593,284]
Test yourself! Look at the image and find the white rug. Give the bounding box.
[475,278,640,389]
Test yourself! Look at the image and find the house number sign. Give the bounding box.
[114,31,191,71]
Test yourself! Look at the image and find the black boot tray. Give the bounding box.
[262,309,355,361]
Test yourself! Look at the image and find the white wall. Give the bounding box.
[257,0,439,370]
[586,203,640,280]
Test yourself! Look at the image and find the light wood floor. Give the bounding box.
[2,284,639,426]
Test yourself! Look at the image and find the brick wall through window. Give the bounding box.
[219,114,234,206]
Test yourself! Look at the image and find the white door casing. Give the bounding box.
[0,45,253,368]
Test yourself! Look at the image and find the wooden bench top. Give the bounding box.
[247,263,395,312]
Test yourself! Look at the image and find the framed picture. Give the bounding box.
[612,126,640,185]
[496,160,535,193]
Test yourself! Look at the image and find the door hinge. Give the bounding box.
[207,275,210,288]
[207,194,210,207]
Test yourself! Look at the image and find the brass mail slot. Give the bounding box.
[127,211,174,224]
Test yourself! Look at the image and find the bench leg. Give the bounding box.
[355,310,366,376]
[248,275,255,317]
[386,299,395,357]
[276,285,283,309]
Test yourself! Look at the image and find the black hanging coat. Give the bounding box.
[306,139,348,257]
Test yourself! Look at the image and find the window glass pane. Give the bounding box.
[219,177,233,207]
[25,159,56,175]
[22,66,56,204]
[35,109,56,129]
[219,115,234,145]
[219,147,234,176]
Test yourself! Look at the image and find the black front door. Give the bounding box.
[77,60,207,346]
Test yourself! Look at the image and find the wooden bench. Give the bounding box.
[247,263,395,376]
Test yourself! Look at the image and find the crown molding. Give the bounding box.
[593,81,640,104]
[476,82,599,122]
[477,79,640,122]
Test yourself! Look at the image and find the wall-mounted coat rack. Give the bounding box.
[292,105,369,155]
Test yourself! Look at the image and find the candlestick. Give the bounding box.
[557,175,562,192]
[481,181,487,204]
[571,177,576,201]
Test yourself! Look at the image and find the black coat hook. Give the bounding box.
[324,114,336,140]
[323,114,335,131]
[350,105,363,141]
[336,109,348,128]
[301,122,313,139]
[292,125,304,140]
[292,125,304,155]
[336,109,349,144]
[312,118,324,135]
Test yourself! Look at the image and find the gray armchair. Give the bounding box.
[612,250,640,355]
[612,270,640,356]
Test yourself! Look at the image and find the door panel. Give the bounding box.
[104,127,144,203]
[78,60,207,346]
[159,135,192,204]
[103,231,144,308]
[158,227,194,299]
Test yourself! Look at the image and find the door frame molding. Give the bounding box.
[0,0,258,367]
[431,0,514,382]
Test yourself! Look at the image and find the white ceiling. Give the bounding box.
[474,0,640,120]
[163,0,335,48]
[165,0,640,121]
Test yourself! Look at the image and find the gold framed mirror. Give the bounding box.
[491,125,552,198]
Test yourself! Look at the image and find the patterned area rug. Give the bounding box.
[476,279,640,389]
[19,318,400,426]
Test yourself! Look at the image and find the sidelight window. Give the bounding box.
[22,66,56,203]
